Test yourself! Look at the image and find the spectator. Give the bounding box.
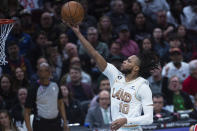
[152,27,170,64]
[162,48,190,82]
[24,62,69,131]
[66,66,94,102]
[105,0,130,29]
[19,9,36,36]
[47,45,63,82]
[7,17,34,56]
[64,43,78,59]
[176,25,196,62]
[116,24,139,57]
[137,0,169,21]
[128,1,142,21]
[2,41,34,79]
[162,76,193,112]
[148,64,163,94]
[168,34,181,48]
[27,31,50,69]
[37,11,59,42]
[60,85,84,125]
[0,75,16,110]
[13,67,30,93]
[80,0,97,33]
[182,59,197,96]
[90,77,110,108]
[130,12,153,43]
[139,38,154,53]
[30,57,48,85]
[88,0,110,20]
[183,3,197,31]
[61,56,92,85]
[153,94,172,121]
[11,88,28,129]
[79,27,109,59]
[108,42,123,58]
[189,93,197,120]
[61,42,79,74]
[57,32,69,61]
[155,10,175,38]
[167,0,187,27]
[97,15,114,45]
[85,90,111,129]
[168,32,193,62]
[0,110,19,131]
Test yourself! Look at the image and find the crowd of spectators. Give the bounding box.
[0,0,197,130]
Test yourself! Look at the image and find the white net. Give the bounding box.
[0,21,14,65]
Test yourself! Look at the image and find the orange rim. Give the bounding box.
[0,19,15,25]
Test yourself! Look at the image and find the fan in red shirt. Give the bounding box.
[182,59,197,96]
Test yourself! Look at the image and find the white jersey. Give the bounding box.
[103,63,153,131]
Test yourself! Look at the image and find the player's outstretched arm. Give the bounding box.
[68,24,107,72]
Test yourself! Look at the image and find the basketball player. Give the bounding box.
[67,24,157,131]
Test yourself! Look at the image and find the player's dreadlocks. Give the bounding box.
[137,51,159,79]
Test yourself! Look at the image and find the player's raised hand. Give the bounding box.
[62,20,80,33]
[111,118,127,130]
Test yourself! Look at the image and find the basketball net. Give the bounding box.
[0,20,14,65]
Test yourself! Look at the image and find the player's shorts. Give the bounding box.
[118,126,143,131]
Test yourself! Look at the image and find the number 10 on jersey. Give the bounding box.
[119,102,129,114]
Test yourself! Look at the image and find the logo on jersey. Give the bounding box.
[112,88,132,103]
[118,76,122,80]
[130,86,135,90]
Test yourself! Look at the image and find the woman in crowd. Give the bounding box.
[152,27,170,65]
[13,67,29,93]
[97,15,114,45]
[130,12,153,43]
[167,0,186,27]
[140,37,154,53]
[176,25,196,61]
[0,75,16,110]
[0,110,18,131]
[60,85,85,125]
[57,32,69,61]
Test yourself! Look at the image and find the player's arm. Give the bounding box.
[126,84,153,125]
[68,24,107,72]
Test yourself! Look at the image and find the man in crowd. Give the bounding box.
[153,94,172,122]
[85,90,111,129]
[162,48,189,82]
[148,64,163,94]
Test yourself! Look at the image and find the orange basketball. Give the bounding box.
[61,1,84,24]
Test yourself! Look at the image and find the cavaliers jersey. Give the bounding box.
[103,63,153,131]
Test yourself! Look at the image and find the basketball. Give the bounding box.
[61,1,84,24]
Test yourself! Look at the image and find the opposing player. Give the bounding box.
[67,24,158,131]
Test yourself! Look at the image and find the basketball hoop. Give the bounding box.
[0,19,15,65]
